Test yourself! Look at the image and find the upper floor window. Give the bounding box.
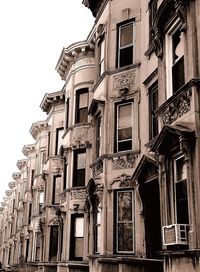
[173,155,189,224]
[73,149,86,187]
[39,192,44,214]
[52,175,61,205]
[96,114,102,158]
[115,101,133,152]
[98,38,105,76]
[115,190,134,253]
[70,215,84,260]
[166,21,185,98]
[149,82,158,139]
[75,89,88,124]
[65,98,69,129]
[49,225,58,261]
[117,20,134,68]
[55,127,64,155]
[94,198,101,253]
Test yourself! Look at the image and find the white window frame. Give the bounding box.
[165,20,183,99]
[116,101,133,152]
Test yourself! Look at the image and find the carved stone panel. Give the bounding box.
[92,159,103,178]
[71,189,87,200]
[111,153,137,170]
[114,71,135,90]
[72,126,91,145]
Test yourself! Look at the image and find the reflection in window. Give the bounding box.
[73,149,86,187]
[116,102,133,152]
[116,190,134,253]
[55,128,64,155]
[70,215,84,260]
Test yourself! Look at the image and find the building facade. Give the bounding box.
[0,0,200,272]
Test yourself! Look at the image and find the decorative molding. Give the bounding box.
[109,173,133,192]
[71,189,87,200]
[72,125,91,145]
[111,153,137,170]
[174,0,187,31]
[161,88,192,125]
[152,28,163,58]
[92,159,103,178]
[74,57,94,69]
[114,71,135,90]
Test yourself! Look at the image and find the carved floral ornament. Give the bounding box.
[111,153,137,170]
[114,71,135,91]
[152,0,187,58]
[108,173,135,192]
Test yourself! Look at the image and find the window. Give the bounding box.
[47,132,51,157]
[116,190,134,253]
[94,198,101,253]
[173,155,189,224]
[117,20,134,68]
[73,149,86,187]
[98,38,105,76]
[52,176,61,205]
[28,203,32,224]
[39,192,44,214]
[96,115,102,158]
[116,102,133,152]
[149,82,158,139]
[75,89,88,124]
[55,127,64,155]
[63,158,67,190]
[49,226,58,261]
[70,215,84,260]
[166,22,185,98]
[65,98,69,129]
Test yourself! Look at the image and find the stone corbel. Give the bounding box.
[174,0,187,31]
[152,28,163,58]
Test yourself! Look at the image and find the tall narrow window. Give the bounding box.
[94,198,101,253]
[47,132,51,157]
[149,82,158,139]
[116,102,133,152]
[117,20,134,68]
[65,98,69,129]
[96,115,102,158]
[52,176,61,205]
[73,149,86,187]
[49,226,58,261]
[98,39,105,76]
[63,158,67,190]
[55,127,64,155]
[116,190,134,253]
[70,215,84,260]
[75,89,88,124]
[39,192,44,214]
[166,22,185,98]
[173,155,189,224]
[28,203,32,225]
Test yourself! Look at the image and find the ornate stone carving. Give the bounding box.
[114,71,135,90]
[92,159,103,177]
[112,153,136,170]
[72,126,91,145]
[71,189,87,200]
[152,28,163,58]
[161,89,192,125]
[174,0,187,31]
[74,57,94,69]
[109,173,133,191]
[52,158,63,173]
[60,193,66,204]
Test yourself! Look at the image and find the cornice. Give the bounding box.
[82,0,107,18]
[40,90,65,114]
[55,40,95,80]
[22,144,36,157]
[5,190,12,197]
[17,159,28,171]
[29,120,48,140]
[8,181,16,190]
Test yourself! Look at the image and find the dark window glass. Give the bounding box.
[96,115,102,158]
[149,83,158,139]
[63,159,67,190]
[66,98,69,129]
[75,89,88,124]
[116,191,134,253]
[55,128,64,155]
[70,215,84,260]
[94,198,101,253]
[117,21,134,68]
[73,149,86,187]
[49,226,58,261]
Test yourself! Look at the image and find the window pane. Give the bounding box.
[117,191,133,221]
[79,108,88,123]
[176,156,187,181]
[118,223,133,252]
[118,127,132,141]
[118,140,132,152]
[118,104,132,128]
[75,217,84,237]
[119,46,133,67]
[77,153,86,169]
[75,237,83,257]
[120,23,133,47]
[79,92,88,108]
[39,192,44,204]
[176,180,189,224]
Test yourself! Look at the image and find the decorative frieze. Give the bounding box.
[92,159,103,178]
[74,57,94,69]
[109,173,133,192]
[114,71,135,90]
[161,89,192,125]
[111,153,137,170]
[71,189,87,200]
[72,125,91,145]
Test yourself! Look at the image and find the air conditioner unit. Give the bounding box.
[162,224,189,246]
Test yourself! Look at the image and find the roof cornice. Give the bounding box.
[29,120,48,140]
[56,40,95,80]
[40,90,65,114]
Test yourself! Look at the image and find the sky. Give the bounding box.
[0,0,94,203]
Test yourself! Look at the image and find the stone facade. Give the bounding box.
[0,0,200,272]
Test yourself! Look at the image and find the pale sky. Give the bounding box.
[0,0,94,203]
